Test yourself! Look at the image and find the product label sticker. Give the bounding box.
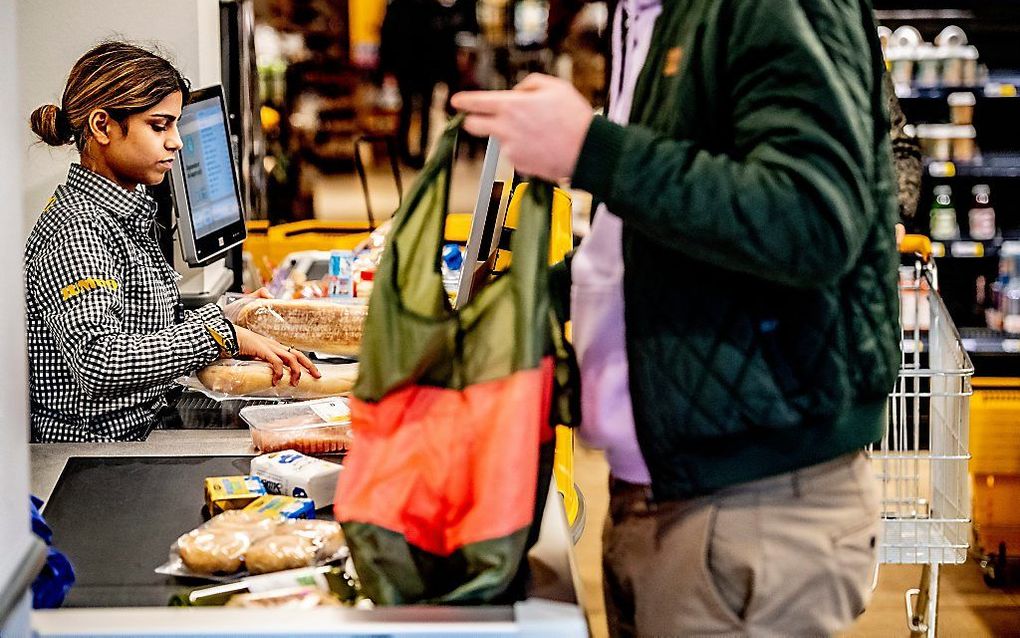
[310,399,351,424]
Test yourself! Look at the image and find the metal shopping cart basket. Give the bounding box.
[868,235,974,637]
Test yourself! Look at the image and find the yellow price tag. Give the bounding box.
[928,162,957,178]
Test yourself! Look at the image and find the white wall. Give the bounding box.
[0,0,31,611]
[17,0,222,231]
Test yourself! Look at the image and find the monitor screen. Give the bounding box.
[170,85,246,265]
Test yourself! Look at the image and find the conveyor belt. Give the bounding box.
[43,455,254,607]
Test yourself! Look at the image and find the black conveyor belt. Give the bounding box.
[43,456,253,607]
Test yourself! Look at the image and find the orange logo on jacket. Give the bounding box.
[664,47,683,76]
[60,278,119,301]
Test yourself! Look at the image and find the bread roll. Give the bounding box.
[197,361,358,399]
[205,510,278,539]
[178,529,251,574]
[287,519,345,558]
[235,299,368,357]
[245,534,318,574]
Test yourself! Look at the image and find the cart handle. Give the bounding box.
[899,234,933,263]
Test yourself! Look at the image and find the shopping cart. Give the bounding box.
[869,235,974,637]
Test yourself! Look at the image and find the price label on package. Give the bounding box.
[310,399,351,423]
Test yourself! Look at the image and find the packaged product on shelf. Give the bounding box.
[949,91,976,125]
[930,185,960,241]
[157,512,348,580]
[204,476,267,514]
[241,398,353,455]
[250,450,343,508]
[169,565,357,606]
[233,298,368,358]
[244,494,316,520]
[186,360,359,401]
[968,184,997,241]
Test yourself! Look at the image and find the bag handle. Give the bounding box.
[384,116,553,331]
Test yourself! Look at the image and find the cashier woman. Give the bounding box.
[25,42,319,443]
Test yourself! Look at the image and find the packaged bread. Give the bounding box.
[196,360,358,399]
[234,298,368,357]
[159,511,347,579]
[175,511,276,575]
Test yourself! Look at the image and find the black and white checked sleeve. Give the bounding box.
[27,216,224,398]
[184,304,240,356]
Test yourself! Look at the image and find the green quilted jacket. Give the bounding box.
[565,0,900,499]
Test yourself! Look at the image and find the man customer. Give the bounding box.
[453,0,899,635]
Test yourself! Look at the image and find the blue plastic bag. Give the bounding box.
[30,496,75,609]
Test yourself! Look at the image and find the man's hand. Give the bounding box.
[451,74,594,181]
[234,325,320,387]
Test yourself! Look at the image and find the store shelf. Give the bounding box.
[926,153,1020,179]
[961,327,1020,353]
[930,238,1002,259]
[896,73,1020,101]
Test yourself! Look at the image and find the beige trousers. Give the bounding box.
[603,452,881,637]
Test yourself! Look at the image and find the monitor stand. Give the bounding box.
[178,259,233,309]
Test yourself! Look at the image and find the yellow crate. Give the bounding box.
[970,378,1020,475]
[973,523,1020,557]
[265,221,373,268]
[972,473,1020,528]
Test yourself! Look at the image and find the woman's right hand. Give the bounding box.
[233,325,320,386]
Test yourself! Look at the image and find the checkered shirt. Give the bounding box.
[24,164,237,442]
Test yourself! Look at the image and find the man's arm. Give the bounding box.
[571,0,879,289]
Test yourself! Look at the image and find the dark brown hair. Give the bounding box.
[30,41,190,151]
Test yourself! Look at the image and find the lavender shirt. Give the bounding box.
[571,0,661,484]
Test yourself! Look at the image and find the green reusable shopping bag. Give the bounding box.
[334,116,562,605]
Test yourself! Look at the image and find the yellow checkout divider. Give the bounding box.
[504,184,584,542]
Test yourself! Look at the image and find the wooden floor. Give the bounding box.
[571,444,1020,637]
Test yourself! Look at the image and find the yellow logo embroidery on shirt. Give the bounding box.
[60,278,119,301]
[663,47,683,77]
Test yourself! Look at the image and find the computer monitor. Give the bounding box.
[456,136,515,304]
[170,85,247,265]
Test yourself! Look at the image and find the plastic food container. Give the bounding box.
[241,398,353,454]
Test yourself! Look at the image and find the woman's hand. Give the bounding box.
[234,325,321,386]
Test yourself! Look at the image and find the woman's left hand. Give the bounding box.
[233,325,320,386]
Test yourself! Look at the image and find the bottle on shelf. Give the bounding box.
[929,184,959,241]
[440,243,464,303]
[1000,243,1020,335]
[967,184,997,241]
[327,250,354,299]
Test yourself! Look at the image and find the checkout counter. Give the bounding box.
[19,63,588,637]
[29,422,588,636]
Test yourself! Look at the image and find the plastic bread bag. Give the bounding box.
[241,399,353,455]
[180,360,359,402]
[156,510,279,581]
[156,511,348,581]
[231,298,369,359]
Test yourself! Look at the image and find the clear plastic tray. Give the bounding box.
[241,398,353,454]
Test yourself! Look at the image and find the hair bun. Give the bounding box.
[30,104,73,147]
